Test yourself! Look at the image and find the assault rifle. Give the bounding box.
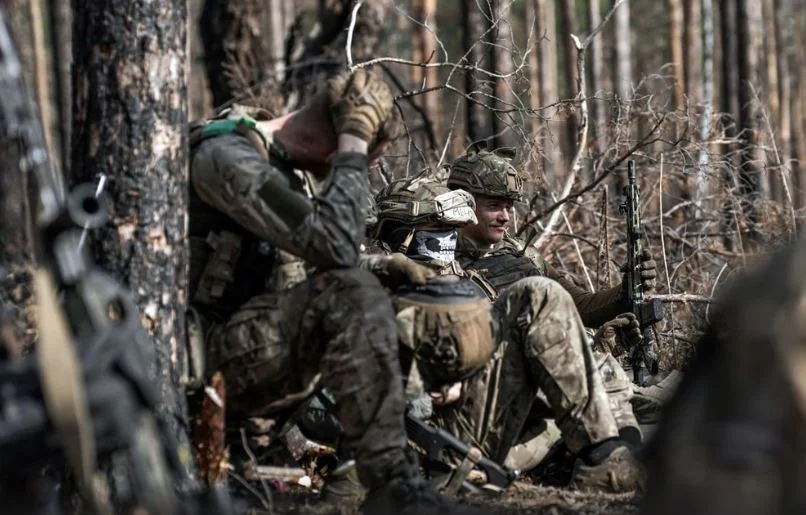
[620,161,663,386]
[0,7,231,514]
[405,411,517,495]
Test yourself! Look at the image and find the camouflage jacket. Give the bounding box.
[456,233,626,328]
[187,104,368,316]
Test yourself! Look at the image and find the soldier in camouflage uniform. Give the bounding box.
[446,147,666,438]
[367,173,644,493]
[187,69,472,515]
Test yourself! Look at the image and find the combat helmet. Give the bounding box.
[447,144,523,200]
[373,170,478,242]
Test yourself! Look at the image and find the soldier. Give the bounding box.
[446,147,657,443]
[186,69,469,514]
[368,172,644,493]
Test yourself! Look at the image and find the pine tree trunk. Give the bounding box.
[736,0,765,232]
[70,0,191,469]
[461,0,492,143]
[199,0,268,108]
[775,0,792,190]
[613,0,632,99]
[762,0,781,201]
[411,0,441,150]
[696,0,715,210]
[669,0,685,130]
[490,0,516,149]
[558,0,578,164]
[684,0,704,108]
[717,0,739,249]
[792,3,806,211]
[587,0,605,155]
[535,0,560,181]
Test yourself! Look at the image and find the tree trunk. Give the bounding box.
[534,0,560,182]
[775,0,792,196]
[669,0,685,129]
[70,0,192,474]
[557,0,578,164]
[696,0,715,210]
[736,0,765,232]
[199,0,268,109]
[411,0,441,150]
[684,0,704,108]
[793,2,806,212]
[490,0,516,149]
[762,0,781,200]
[587,0,605,155]
[717,0,740,251]
[461,0,492,143]
[613,0,632,99]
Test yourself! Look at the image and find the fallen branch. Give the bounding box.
[648,293,713,303]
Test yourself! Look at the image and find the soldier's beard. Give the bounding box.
[406,229,458,262]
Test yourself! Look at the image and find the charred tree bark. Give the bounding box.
[461,0,493,144]
[70,0,192,477]
[200,0,268,109]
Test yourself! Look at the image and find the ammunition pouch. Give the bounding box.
[193,230,243,306]
[394,276,496,389]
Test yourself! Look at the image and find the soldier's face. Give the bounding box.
[463,195,514,245]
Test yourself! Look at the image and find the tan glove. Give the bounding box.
[594,312,642,357]
[326,68,395,143]
[380,253,436,290]
[620,249,658,294]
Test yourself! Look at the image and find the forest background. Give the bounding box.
[1,0,805,467]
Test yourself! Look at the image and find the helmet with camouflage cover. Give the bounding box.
[373,170,477,241]
[447,145,523,200]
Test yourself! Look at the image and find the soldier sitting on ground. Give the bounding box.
[363,172,645,493]
[446,146,678,424]
[186,68,479,515]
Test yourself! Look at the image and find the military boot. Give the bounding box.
[569,445,645,493]
[322,460,366,503]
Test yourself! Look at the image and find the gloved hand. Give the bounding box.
[381,253,436,289]
[594,313,642,357]
[326,68,395,143]
[621,249,657,293]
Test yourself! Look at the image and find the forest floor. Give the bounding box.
[237,483,640,514]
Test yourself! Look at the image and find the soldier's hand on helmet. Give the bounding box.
[327,68,395,143]
[594,313,642,357]
[620,249,657,293]
[381,253,437,289]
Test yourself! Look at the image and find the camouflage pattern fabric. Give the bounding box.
[205,268,409,489]
[189,132,411,490]
[191,133,370,269]
[430,276,621,462]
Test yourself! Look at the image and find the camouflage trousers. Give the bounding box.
[204,268,409,490]
[431,276,634,467]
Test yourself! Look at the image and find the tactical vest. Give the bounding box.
[463,251,544,291]
[188,105,305,319]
